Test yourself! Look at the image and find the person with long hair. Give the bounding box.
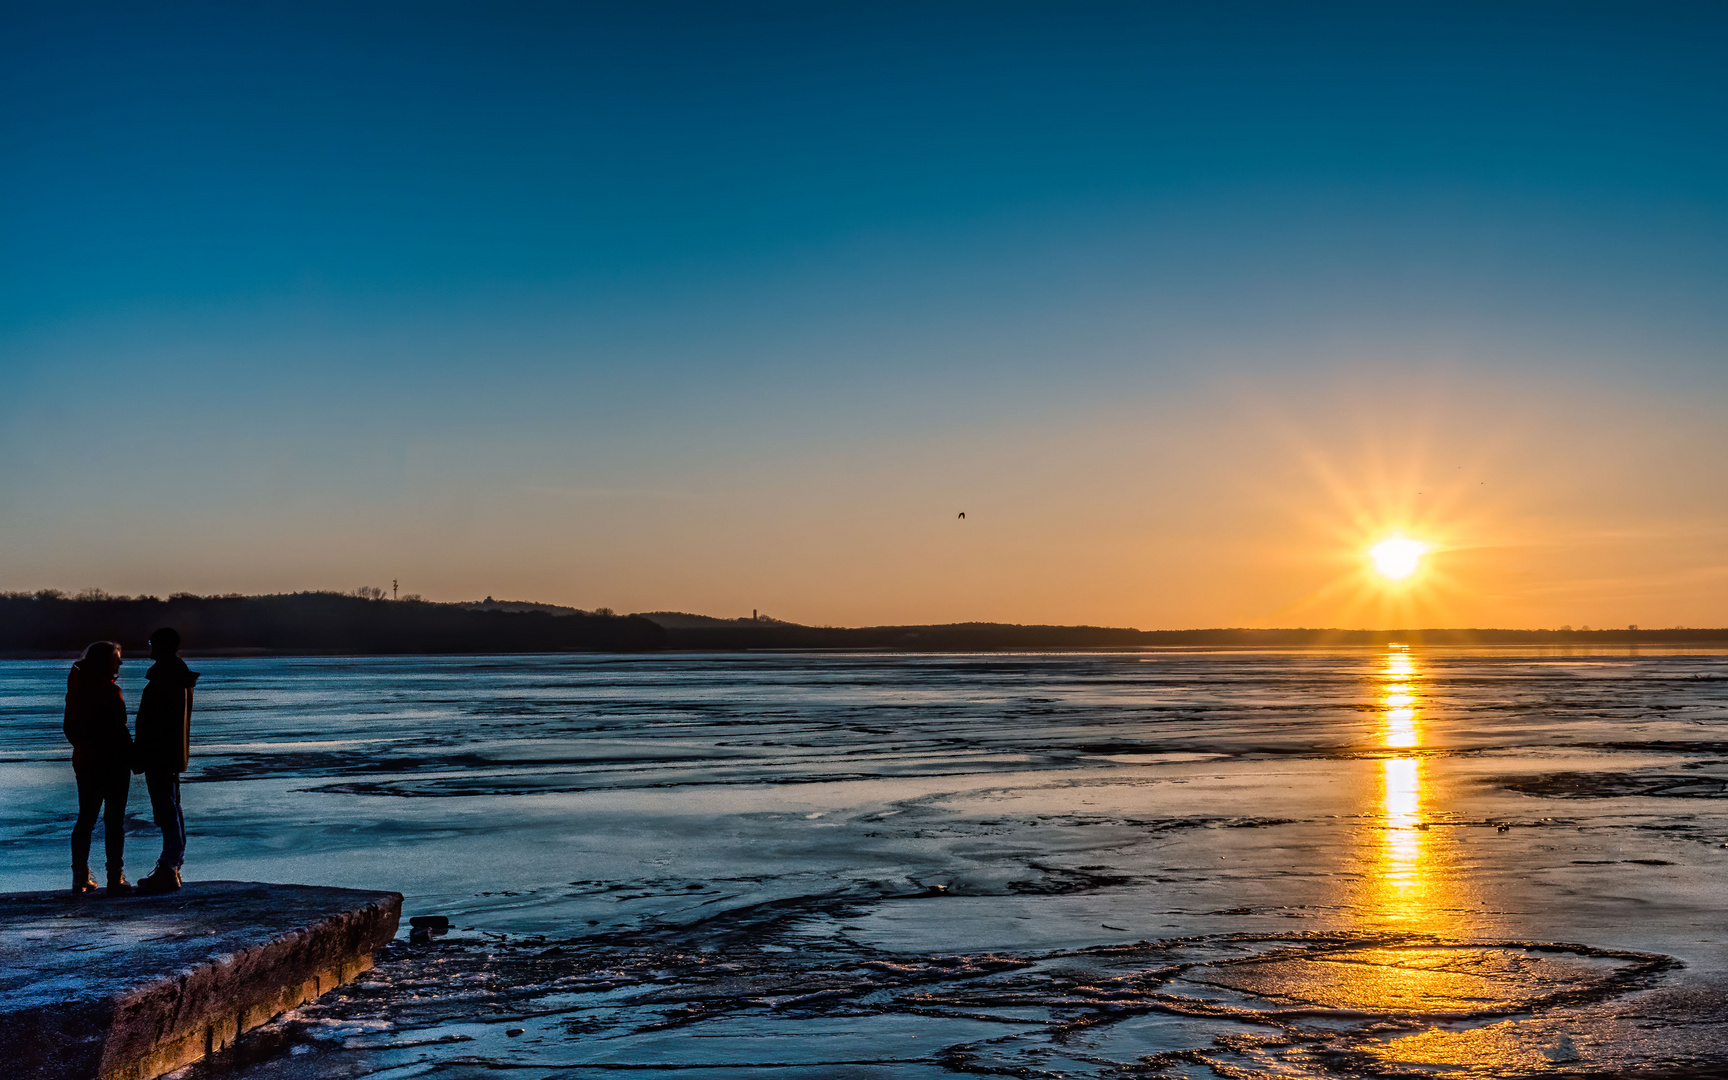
[65,641,134,895]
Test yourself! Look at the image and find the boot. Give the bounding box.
[106,871,134,897]
[73,866,98,895]
[136,864,182,895]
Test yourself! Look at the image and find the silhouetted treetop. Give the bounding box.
[0,591,663,655]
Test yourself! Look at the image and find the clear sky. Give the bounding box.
[4,1,1726,629]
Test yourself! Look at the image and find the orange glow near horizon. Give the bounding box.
[12,378,1721,632]
[1247,417,1487,629]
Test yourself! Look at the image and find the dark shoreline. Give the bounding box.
[2,591,1723,657]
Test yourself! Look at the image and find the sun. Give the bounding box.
[1369,536,1428,581]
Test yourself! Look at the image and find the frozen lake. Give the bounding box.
[5,647,1728,1077]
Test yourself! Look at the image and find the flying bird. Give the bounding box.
[957,512,965,519]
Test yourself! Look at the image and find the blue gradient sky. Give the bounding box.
[4,2,1726,627]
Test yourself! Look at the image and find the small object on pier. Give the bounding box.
[409,914,450,945]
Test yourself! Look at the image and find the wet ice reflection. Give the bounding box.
[1380,757,1425,901]
[4,648,1728,1078]
[1366,647,1448,928]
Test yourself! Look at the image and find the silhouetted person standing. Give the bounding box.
[65,641,133,896]
[133,627,199,895]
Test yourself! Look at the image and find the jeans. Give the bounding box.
[71,766,129,875]
[145,771,186,870]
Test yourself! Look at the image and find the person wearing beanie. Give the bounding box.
[132,627,200,895]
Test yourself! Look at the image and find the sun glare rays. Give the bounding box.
[1250,414,1502,628]
[1369,536,1428,581]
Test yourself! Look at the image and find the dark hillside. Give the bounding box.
[651,621,1728,650]
[0,592,665,655]
[5,592,1720,655]
[653,621,1146,650]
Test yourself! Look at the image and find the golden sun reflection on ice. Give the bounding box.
[1379,757,1426,914]
[1360,647,1462,929]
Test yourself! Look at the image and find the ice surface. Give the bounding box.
[4,647,1728,1076]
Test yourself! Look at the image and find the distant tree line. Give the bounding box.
[0,591,665,655]
[2,591,1721,655]
[649,622,1728,650]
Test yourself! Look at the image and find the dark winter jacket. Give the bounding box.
[64,661,131,773]
[134,656,200,774]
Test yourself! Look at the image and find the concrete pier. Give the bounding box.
[1,881,401,1080]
